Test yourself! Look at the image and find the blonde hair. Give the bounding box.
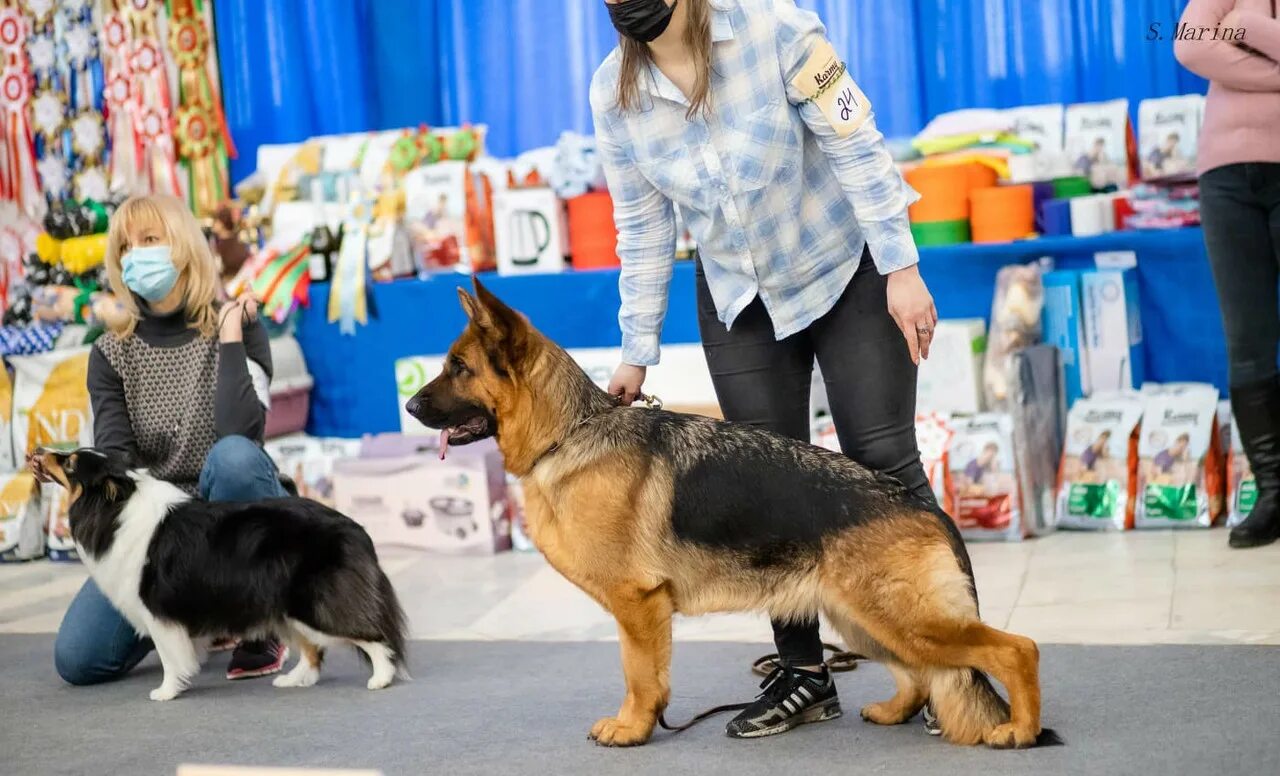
[615,0,712,120]
[105,194,221,339]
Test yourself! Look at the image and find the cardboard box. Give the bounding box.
[265,435,363,508]
[1041,270,1089,407]
[493,187,567,275]
[332,439,511,555]
[1081,268,1144,395]
[916,319,986,414]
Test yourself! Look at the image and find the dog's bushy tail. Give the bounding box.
[378,572,411,681]
[930,668,1010,746]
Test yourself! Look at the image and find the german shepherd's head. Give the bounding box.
[404,279,614,469]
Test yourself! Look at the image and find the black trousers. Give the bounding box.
[696,249,934,667]
[1200,163,1280,387]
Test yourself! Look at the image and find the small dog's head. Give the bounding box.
[404,279,533,448]
[29,447,132,505]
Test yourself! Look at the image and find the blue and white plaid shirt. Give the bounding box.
[591,0,920,366]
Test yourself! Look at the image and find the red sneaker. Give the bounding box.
[226,639,289,680]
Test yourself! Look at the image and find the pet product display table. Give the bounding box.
[297,227,1222,438]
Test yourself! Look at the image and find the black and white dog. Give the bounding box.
[32,447,408,700]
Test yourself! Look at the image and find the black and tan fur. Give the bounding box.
[406,280,1053,749]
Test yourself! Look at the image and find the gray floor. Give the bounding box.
[3,637,1278,776]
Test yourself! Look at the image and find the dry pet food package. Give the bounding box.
[9,348,93,459]
[0,472,43,562]
[946,413,1021,541]
[1138,95,1202,182]
[1007,345,1065,537]
[1065,99,1134,189]
[1057,394,1143,530]
[43,480,75,561]
[984,263,1045,408]
[1134,384,1223,528]
[1228,411,1256,529]
[915,413,953,514]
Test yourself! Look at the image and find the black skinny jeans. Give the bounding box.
[1201,163,1280,387]
[696,249,934,667]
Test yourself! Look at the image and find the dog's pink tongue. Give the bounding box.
[439,428,451,460]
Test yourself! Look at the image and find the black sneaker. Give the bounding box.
[226,639,289,680]
[922,701,942,736]
[725,665,842,739]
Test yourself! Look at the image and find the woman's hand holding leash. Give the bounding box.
[886,265,938,366]
[609,363,648,406]
[218,293,260,344]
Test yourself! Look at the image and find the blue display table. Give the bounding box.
[297,227,1225,438]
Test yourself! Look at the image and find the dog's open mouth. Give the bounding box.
[439,415,492,459]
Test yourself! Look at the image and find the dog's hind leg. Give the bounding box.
[821,521,1042,748]
[145,618,200,701]
[273,627,324,689]
[355,640,397,690]
[589,583,674,747]
[826,615,928,726]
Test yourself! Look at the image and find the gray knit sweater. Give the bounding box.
[88,303,272,492]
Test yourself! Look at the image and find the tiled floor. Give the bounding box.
[3,529,1279,645]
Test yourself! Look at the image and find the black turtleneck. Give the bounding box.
[86,303,272,479]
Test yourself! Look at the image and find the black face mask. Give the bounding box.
[607,0,678,43]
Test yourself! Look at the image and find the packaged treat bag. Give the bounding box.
[1064,99,1135,190]
[9,348,93,458]
[1134,384,1223,528]
[1138,95,1202,182]
[1007,345,1065,537]
[946,414,1020,540]
[1228,411,1256,529]
[1057,394,1143,530]
[915,413,953,514]
[0,472,43,562]
[983,262,1046,408]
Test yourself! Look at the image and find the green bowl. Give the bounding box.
[911,219,971,246]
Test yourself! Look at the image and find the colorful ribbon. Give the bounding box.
[0,3,42,219]
[329,199,370,335]
[103,0,179,197]
[167,0,234,215]
[250,240,311,324]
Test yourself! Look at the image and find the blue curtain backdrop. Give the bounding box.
[214,0,1205,184]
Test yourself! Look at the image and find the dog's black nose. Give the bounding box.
[405,396,422,418]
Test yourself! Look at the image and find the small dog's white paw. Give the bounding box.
[149,686,180,701]
[366,675,393,690]
[273,668,319,688]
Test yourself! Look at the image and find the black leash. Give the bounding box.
[657,644,864,734]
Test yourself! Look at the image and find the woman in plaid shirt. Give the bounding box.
[595,0,941,739]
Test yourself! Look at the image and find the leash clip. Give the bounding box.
[637,393,663,410]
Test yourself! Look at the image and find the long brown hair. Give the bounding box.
[615,0,713,120]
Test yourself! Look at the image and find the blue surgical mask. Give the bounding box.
[121,245,179,302]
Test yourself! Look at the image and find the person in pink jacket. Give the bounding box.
[1175,0,1280,549]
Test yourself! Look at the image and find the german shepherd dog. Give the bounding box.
[406,280,1053,749]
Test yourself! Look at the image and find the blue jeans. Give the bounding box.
[54,436,287,685]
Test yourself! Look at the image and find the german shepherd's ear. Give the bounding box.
[457,279,531,372]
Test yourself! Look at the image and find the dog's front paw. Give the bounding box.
[984,722,1038,749]
[860,701,913,726]
[149,685,181,701]
[589,716,653,747]
[367,674,393,690]
[273,667,319,689]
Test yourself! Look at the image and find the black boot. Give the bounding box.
[1229,377,1280,549]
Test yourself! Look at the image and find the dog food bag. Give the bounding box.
[42,480,76,561]
[1057,394,1144,530]
[1134,384,1223,529]
[0,472,43,562]
[915,413,953,514]
[1138,94,1202,182]
[1065,98,1135,189]
[1227,410,1257,529]
[9,347,93,459]
[946,413,1021,541]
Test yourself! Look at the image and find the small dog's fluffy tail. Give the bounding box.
[931,669,1063,747]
